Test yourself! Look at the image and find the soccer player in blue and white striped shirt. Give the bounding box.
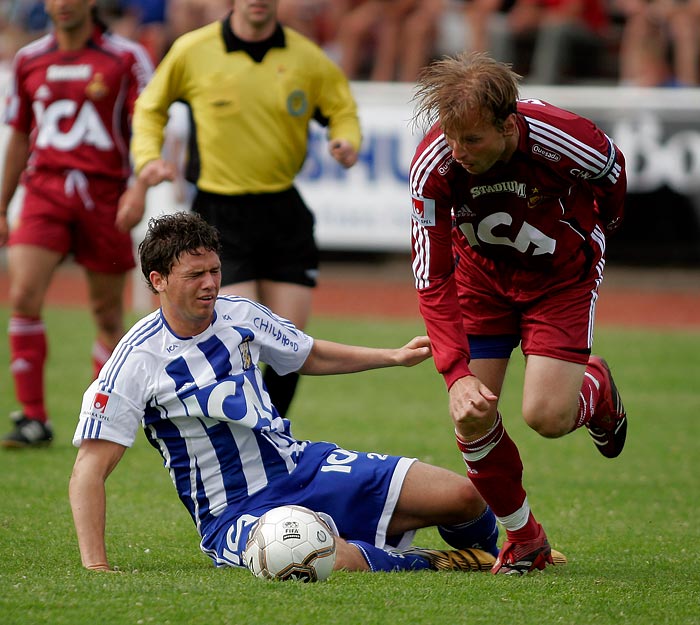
[69,211,500,575]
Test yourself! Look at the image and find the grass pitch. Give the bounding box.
[0,307,698,625]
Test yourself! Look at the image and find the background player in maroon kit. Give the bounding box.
[0,0,153,448]
[409,52,628,574]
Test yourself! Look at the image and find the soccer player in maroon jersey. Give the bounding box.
[409,52,628,574]
[0,0,153,448]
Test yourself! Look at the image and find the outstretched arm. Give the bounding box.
[69,439,127,571]
[299,335,431,375]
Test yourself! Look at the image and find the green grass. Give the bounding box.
[1,308,699,625]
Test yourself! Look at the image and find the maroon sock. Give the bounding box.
[571,362,605,431]
[9,315,47,422]
[456,413,527,518]
[504,513,541,542]
[92,340,113,380]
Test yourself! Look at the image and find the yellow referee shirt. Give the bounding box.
[132,17,362,195]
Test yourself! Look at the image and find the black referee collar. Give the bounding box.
[221,11,286,62]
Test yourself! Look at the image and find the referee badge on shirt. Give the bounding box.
[286,90,308,117]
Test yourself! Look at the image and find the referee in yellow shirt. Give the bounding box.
[129,0,361,417]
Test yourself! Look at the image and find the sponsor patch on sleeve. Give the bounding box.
[83,390,120,423]
[411,195,436,226]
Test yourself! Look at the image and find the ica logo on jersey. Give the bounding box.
[459,213,556,256]
[33,99,113,151]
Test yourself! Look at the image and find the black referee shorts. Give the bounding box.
[193,186,319,287]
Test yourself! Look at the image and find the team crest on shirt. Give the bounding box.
[286,90,308,117]
[239,337,253,371]
[85,72,109,100]
[528,187,543,209]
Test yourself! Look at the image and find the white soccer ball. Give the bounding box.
[243,505,337,582]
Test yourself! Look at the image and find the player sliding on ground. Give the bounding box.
[70,212,569,575]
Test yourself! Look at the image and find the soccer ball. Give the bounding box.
[244,505,337,582]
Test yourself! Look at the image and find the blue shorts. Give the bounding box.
[200,442,416,567]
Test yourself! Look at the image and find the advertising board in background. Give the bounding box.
[298,83,700,264]
[1,69,698,264]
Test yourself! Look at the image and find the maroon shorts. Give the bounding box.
[9,170,135,274]
[454,250,604,365]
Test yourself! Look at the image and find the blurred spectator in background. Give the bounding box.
[277,0,345,57]
[1,0,50,65]
[113,0,169,63]
[488,0,614,84]
[432,1,519,70]
[99,1,166,62]
[4,1,692,103]
[101,0,230,63]
[167,0,231,41]
[616,0,699,86]
[338,0,448,82]
[337,0,404,80]
[392,0,448,82]
[461,0,516,54]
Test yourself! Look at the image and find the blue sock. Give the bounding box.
[348,541,431,572]
[438,506,500,557]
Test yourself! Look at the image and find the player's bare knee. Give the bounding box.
[8,284,42,316]
[455,478,488,515]
[522,409,571,438]
[334,539,369,571]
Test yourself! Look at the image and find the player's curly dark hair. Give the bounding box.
[138,211,221,294]
[411,51,521,136]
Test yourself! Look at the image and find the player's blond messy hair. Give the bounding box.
[412,52,521,136]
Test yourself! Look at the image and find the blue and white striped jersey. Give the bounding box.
[73,295,314,537]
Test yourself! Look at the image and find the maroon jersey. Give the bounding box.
[410,99,627,386]
[3,26,153,181]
